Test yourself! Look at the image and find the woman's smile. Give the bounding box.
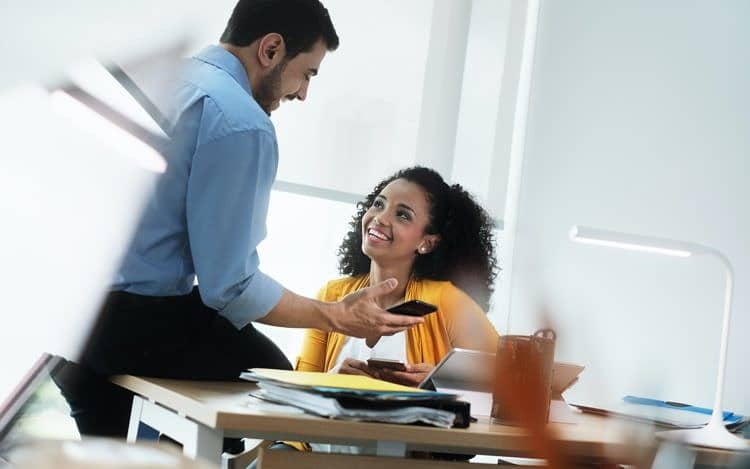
[365,226,392,245]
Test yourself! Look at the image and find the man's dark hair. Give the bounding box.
[220,0,339,59]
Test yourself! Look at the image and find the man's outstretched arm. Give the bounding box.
[258,278,423,337]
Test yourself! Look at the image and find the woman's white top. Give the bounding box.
[311,331,408,455]
[330,330,407,372]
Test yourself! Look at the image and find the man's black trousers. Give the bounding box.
[55,288,292,438]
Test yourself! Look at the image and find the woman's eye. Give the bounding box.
[397,211,411,221]
[373,200,384,209]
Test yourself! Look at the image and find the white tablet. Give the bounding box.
[419,348,584,395]
[551,361,585,395]
[418,348,495,391]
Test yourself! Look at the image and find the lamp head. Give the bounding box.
[569,225,693,257]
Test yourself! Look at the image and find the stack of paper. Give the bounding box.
[573,395,748,430]
[241,369,463,428]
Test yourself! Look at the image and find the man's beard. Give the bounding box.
[254,61,286,115]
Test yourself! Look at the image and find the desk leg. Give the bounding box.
[376,441,407,457]
[126,395,144,444]
[131,397,224,466]
[184,423,224,464]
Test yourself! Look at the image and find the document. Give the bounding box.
[241,368,469,428]
[573,395,747,430]
[250,382,457,428]
[241,368,456,400]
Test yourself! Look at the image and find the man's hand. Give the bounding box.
[337,358,380,378]
[258,278,423,335]
[375,363,433,388]
[331,278,423,337]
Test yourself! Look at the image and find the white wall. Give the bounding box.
[451,0,513,215]
[272,0,435,195]
[414,0,472,179]
[506,0,750,413]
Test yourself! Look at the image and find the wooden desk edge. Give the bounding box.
[111,374,221,428]
[109,375,657,463]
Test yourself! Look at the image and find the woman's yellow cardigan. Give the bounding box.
[295,275,499,372]
[287,275,498,452]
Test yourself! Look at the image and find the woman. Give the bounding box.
[296,166,499,387]
[249,166,501,462]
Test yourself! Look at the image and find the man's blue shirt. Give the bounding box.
[114,45,284,329]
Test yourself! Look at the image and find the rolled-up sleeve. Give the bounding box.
[186,128,283,329]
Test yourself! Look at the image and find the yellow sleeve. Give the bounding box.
[294,328,328,371]
[294,284,331,372]
[288,284,334,451]
[441,284,499,353]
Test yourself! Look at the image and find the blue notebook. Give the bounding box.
[573,395,746,429]
[622,395,740,423]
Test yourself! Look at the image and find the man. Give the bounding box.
[61,0,422,438]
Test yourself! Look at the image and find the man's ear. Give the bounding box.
[257,33,286,68]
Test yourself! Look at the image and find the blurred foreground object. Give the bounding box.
[0,1,199,91]
[0,39,183,410]
[492,329,556,424]
[5,438,215,468]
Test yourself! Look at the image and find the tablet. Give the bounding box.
[419,348,584,395]
[551,361,585,394]
[419,348,495,392]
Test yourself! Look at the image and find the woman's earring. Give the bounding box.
[418,247,426,254]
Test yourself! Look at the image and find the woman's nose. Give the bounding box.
[372,215,388,226]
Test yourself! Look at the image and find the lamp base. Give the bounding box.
[658,424,749,451]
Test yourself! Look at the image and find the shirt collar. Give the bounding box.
[193,45,253,95]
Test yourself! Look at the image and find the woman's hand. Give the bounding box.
[375,363,434,387]
[337,358,380,378]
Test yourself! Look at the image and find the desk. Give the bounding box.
[112,375,666,468]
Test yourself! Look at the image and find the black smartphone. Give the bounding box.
[367,358,407,371]
[386,299,437,317]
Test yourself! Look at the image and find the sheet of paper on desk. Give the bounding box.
[243,368,421,392]
[244,393,306,415]
[573,399,746,429]
[249,382,457,428]
[241,368,457,400]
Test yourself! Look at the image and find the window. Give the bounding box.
[255,189,358,363]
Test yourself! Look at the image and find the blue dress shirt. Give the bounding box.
[114,45,284,329]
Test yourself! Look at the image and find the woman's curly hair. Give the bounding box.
[337,166,498,311]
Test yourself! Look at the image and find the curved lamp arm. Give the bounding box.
[569,225,746,450]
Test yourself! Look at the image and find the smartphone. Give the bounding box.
[386,299,437,317]
[367,358,407,371]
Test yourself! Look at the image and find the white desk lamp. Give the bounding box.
[569,225,748,450]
